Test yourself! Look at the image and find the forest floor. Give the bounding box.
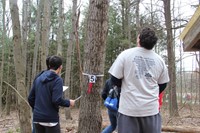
[1,103,200,133]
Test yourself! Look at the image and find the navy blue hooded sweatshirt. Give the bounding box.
[28,70,70,123]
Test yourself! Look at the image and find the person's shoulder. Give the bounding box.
[123,47,137,52]
[119,48,136,57]
[152,53,167,67]
[54,75,63,82]
[34,70,46,80]
[153,53,165,62]
[45,70,62,82]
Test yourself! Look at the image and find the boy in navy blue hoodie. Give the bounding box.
[28,55,75,133]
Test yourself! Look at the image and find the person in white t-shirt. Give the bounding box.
[109,27,169,133]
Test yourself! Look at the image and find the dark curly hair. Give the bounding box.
[49,55,62,70]
[139,27,158,50]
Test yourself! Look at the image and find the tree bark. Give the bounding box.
[5,45,13,115]
[9,0,31,132]
[77,0,109,132]
[199,52,200,106]
[120,0,125,38]
[41,0,51,69]
[57,0,64,56]
[120,0,131,39]
[135,0,140,42]
[22,0,29,67]
[0,0,6,112]
[22,0,30,94]
[163,0,179,116]
[31,0,43,81]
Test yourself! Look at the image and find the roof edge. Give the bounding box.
[180,5,200,40]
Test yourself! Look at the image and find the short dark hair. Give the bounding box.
[139,27,158,50]
[49,55,62,70]
[46,56,51,70]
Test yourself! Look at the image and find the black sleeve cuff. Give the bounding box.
[110,75,122,87]
[158,83,167,94]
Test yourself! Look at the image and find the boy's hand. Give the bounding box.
[70,100,75,107]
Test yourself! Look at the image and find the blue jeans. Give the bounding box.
[32,119,35,133]
[32,123,35,133]
[102,109,118,133]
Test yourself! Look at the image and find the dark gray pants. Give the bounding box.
[118,113,161,133]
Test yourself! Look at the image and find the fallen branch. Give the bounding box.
[166,100,187,125]
[103,124,200,133]
[162,126,200,133]
[3,81,30,107]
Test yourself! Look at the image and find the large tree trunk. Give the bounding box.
[9,0,31,132]
[163,0,179,116]
[77,0,109,132]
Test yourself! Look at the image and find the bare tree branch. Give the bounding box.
[3,81,30,108]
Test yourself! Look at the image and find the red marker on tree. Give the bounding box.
[82,73,104,94]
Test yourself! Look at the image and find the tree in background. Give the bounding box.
[56,0,64,56]
[163,0,179,116]
[64,0,77,120]
[0,0,5,112]
[9,0,31,132]
[41,0,51,70]
[0,5,15,114]
[31,0,43,85]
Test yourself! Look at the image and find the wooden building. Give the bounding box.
[180,6,200,51]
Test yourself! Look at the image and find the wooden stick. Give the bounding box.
[3,81,30,107]
[162,126,200,133]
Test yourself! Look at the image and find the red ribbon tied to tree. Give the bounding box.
[87,75,96,93]
[82,73,104,94]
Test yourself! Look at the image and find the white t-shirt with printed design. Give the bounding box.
[109,47,169,117]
